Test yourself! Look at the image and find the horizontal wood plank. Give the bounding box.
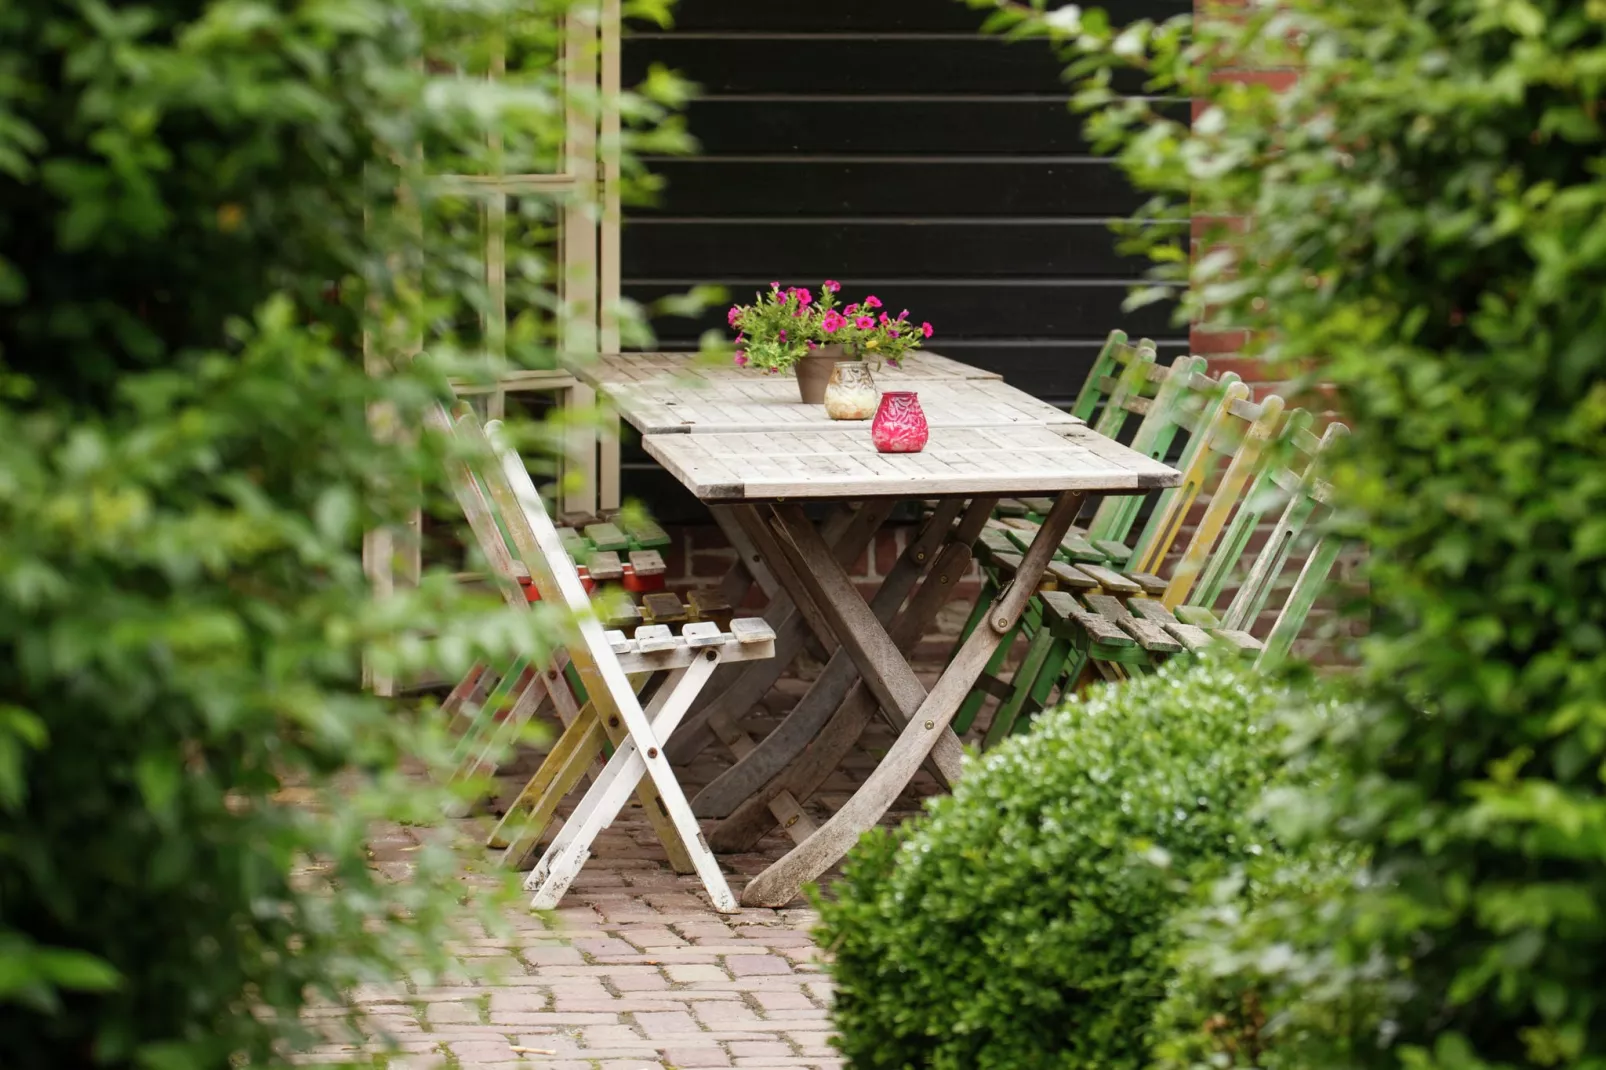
[626,38,1164,96]
[680,99,1086,155]
[651,0,1190,31]
[624,221,1168,278]
[634,160,1142,218]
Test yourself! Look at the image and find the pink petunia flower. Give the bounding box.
[771,281,781,289]
[889,328,900,338]
[823,279,840,293]
[864,296,882,309]
[807,340,818,350]
[844,303,859,315]
[878,312,889,325]
[778,329,788,342]
[821,311,845,334]
[921,322,934,338]
[728,305,741,327]
[734,351,748,366]
[855,316,874,329]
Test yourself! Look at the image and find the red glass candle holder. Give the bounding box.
[871,391,929,453]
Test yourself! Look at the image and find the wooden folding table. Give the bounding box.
[584,353,1179,907]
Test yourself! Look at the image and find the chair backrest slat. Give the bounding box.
[1221,422,1351,667]
[1126,376,1251,575]
[1191,409,1316,609]
[1089,339,1159,439]
[1257,523,1347,669]
[1163,394,1287,608]
[1071,329,1129,423]
[428,404,529,611]
[1086,354,1208,545]
[453,417,641,736]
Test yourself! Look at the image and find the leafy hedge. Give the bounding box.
[815,658,1331,1070]
[0,0,685,1065]
[976,0,1606,1066]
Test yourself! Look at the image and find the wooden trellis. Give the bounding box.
[366,1,622,695]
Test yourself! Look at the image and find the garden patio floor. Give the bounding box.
[313,666,953,1070]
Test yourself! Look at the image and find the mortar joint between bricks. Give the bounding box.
[738,991,768,1020]
[616,1010,654,1040]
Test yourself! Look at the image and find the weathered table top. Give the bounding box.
[579,352,1075,435]
[583,351,1176,502]
[642,424,1179,502]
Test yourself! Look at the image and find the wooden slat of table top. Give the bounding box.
[643,424,1179,502]
[576,350,1004,391]
[603,376,1080,435]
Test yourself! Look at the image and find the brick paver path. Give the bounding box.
[310,671,947,1069]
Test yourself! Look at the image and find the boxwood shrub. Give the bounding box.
[814,657,1331,1070]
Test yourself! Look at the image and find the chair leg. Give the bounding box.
[486,672,697,874]
[1014,636,1072,736]
[488,703,605,864]
[981,626,1059,750]
[953,599,1042,736]
[451,656,530,770]
[526,654,733,912]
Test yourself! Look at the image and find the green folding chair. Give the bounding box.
[1011,414,1350,731]
[950,360,1251,739]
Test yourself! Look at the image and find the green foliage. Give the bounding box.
[814,658,1331,1070]
[0,0,688,1066]
[976,0,1606,1066]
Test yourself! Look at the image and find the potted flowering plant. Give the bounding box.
[728,280,934,404]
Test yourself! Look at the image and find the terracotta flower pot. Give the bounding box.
[795,344,845,404]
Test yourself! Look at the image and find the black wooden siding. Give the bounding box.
[618,0,1189,517]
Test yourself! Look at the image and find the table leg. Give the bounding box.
[707,497,994,852]
[692,498,968,819]
[738,490,1084,908]
[665,506,874,764]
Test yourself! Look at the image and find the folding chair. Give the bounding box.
[1021,413,1350,702]
[949,360,1251,740]
[448,413,775,911]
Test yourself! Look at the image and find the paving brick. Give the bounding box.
[692,1001,766,1029]
[725,956,793,978]
[787,1031,837,1056]
[444,1039,522,1062]
[665,964,729,984]
[750,990,814,1013]
[490,989,551,1015]
[572,936,641,958]
[522,944,586,966]
[663,1045,734,1068]
[608,972,672,994]
[726,1040,796,1058]
[634,1009,705,1038]
[579,1024,646,1047]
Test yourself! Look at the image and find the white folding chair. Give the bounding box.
[453,414,774,912]
[432,406,701,876]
